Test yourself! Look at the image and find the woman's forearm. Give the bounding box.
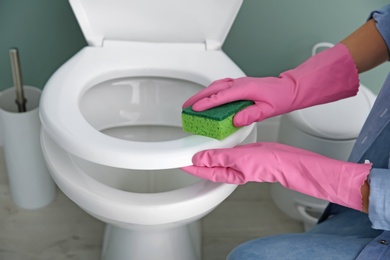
[361,180,370,213]
[341,19,389,73]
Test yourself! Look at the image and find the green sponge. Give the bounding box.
[182,100,254,140]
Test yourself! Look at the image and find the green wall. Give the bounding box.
[0,0,86,91]
[224,0,390,94]
[1,0,389,94]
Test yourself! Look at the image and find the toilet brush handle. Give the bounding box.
[9,48,27,113]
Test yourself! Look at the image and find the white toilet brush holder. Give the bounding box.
[0,86,56,209]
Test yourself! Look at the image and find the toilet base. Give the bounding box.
[101,221,201,260]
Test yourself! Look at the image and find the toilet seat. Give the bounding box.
[39,0,253,170]
[40,46,254,169]
[41,129,237,226]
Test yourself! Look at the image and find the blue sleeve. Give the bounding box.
[368,168,390,230]
[369,5,390,54]
[365,5,390,231]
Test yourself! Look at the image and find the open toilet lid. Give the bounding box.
[69,0,243,47]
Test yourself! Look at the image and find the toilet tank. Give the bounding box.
[271,84,376,230]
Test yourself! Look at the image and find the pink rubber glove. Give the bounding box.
[181,142,371,211]
[182,43,359,126]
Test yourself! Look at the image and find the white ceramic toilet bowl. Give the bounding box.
[39,46,256,260]
[41,130,254,260]
[40,1,254,258]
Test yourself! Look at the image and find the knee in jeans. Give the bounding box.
[226,239,272,260]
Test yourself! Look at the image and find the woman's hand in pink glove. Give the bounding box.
[181,142,371,211]
[182,43,359,127]
[183,77,294,127]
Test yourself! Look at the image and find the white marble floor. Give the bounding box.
[0,148,303,260]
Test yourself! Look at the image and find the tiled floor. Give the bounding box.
[0,147,303,260]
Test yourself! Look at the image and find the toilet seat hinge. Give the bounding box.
[98,39,222,51]
[205,39,223,51]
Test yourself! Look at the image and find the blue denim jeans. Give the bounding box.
[227,206,383,260]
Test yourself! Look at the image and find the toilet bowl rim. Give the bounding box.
[41,129,238,225]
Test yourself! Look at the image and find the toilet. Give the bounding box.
[39,0,256,259]
[271,83,376,231]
